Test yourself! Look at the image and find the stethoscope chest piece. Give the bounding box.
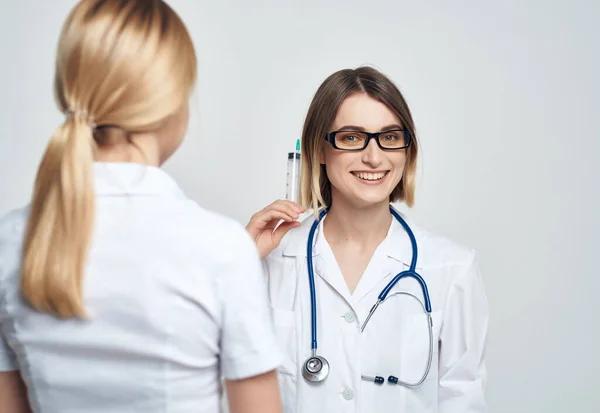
[302,355,330,382]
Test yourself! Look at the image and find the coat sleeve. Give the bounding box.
[438,250,489,412]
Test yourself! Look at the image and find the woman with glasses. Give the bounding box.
[245,66,489,412]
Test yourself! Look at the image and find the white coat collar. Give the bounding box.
[282,206,424,270]
[384,207,425,270]
[93,162,187,199]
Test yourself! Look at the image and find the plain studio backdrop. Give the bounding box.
[0,0,598,411]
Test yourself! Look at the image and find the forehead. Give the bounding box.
[332,92,400,132]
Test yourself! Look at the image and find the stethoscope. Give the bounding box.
[301,206,434,388]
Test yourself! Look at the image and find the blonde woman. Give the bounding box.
[246,67,489,412]
[0,1,282,412]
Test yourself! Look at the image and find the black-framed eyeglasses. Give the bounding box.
[325,129,412,151]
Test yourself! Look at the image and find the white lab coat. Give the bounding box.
[264,211,489,413]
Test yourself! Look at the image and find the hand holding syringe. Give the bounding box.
[244,139,304,259]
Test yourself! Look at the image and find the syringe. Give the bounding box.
[285,139,301,204]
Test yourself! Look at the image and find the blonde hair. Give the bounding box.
[21,0,197,318]
[299,67,419,214]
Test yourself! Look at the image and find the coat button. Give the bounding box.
[343,311,356,323]
[342,388,354,400]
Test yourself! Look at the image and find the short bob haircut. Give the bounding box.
[299,66,419,214]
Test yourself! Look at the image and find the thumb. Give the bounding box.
[272,221,300,246]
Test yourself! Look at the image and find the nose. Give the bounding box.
[361,137,383,168]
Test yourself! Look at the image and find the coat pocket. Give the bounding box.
[271,307,297,376]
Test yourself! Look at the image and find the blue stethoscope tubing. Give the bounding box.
[302,206,434,388]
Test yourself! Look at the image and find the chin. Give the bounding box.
[331,178,398,210]
[349,193,392,209]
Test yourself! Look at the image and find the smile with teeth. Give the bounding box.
[352,171,388,181]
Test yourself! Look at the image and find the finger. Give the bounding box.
[251,200,305,224]
[263,201,303,219]
[250,209,298,228]
[262,217,287,231]
[271,199,305,214]
[272,221,301,245]
[252,202,294,221]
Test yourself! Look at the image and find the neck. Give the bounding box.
[94,128,161,166]
[323,199,392,246]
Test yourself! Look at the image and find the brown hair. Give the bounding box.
[21,0,197,318]
[300,66,419,214]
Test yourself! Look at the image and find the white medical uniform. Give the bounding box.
[0,162,281,413]
[265,212,489,413]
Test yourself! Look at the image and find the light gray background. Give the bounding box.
[1,1,598,412]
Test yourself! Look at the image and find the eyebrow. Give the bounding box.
[337,124,404,132]
[380,124,403,131]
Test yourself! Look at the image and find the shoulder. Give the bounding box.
[415,224,476,269]
[0,206,29,251]
[391,209,477,274]
[400,218,482,294]
[182,202,259,264]
[0,206,30,282]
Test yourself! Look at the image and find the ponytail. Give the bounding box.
[21,112,96,318]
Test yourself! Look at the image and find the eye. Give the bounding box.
[334,131,365,148]
[382,134,397,141]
